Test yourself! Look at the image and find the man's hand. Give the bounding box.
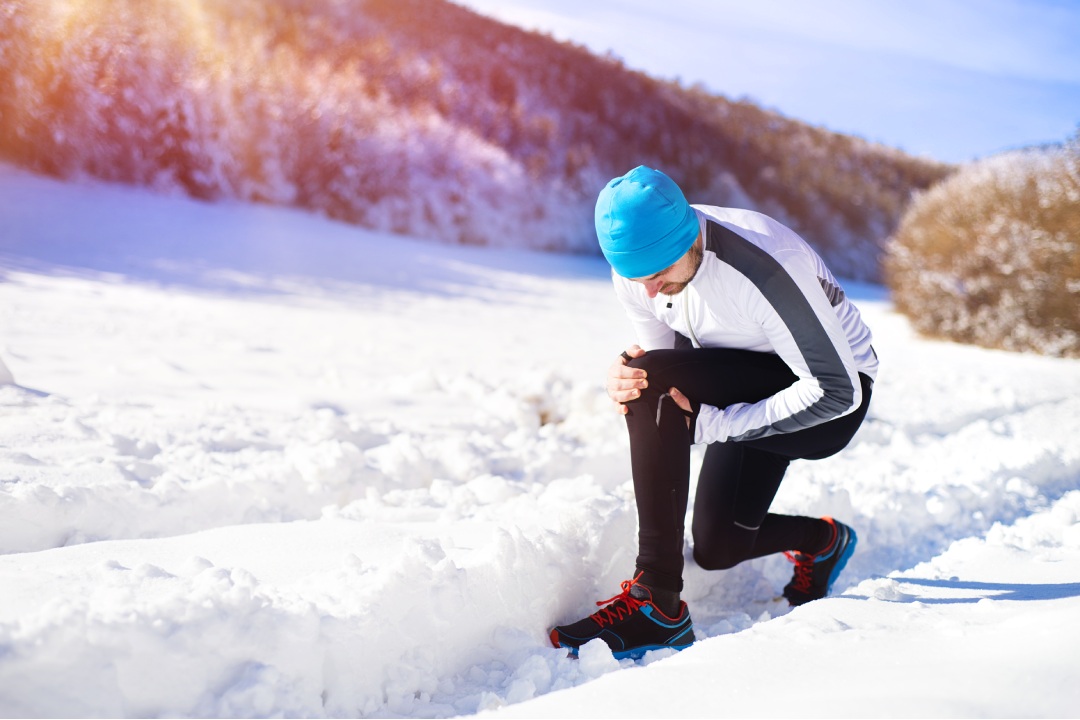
[668,387,693,429]
[607,345,647,415]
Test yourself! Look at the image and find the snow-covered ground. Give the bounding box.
[1,163,1079,718]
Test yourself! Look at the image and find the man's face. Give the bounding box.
[632,236,703,299]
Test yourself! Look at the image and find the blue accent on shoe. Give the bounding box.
[639,605,691,628]
[611,641,694,660]
[826,526,857,593]
[550,575,696,658]
[567,638,695,661]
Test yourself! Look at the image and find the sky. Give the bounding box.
[451,0,1080,164]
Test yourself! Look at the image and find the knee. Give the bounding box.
[692,525,756,571]
[692,542,742,571]
[626,353,666,380]
[623,356,667,411]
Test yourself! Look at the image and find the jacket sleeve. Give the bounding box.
[694,248,863,444]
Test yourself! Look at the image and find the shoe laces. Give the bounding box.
[784,518,840,593]
[589,572,646,628]
[784,551,815,593]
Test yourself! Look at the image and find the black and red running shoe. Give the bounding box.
[783,516,858,606]
[549,574,695,660]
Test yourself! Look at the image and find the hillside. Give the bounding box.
[0,0,952,279]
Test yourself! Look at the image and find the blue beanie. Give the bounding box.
[595,166,699,278]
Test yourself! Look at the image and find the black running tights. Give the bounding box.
[623,348,873,593]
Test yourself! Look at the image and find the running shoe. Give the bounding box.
[549,574,695,660]
[783,517,857,606]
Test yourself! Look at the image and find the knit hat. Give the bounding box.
[594,166,699,278]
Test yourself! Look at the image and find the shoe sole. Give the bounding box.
[552,620,695,661]
[563,641,694,661]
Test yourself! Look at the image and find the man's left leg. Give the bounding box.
[690,372,873,604]
[690,441,830,571]
[689,440,850,605]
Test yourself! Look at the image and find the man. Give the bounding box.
[550,166,878,659]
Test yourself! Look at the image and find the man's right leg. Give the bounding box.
[550,348,798,658]
[624,378,696,599]
[622,348,798,595]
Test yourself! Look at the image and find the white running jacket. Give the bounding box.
[612,205,879,445]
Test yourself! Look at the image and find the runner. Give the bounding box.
[550,166,878,659]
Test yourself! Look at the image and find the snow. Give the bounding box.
[1,163,1079,717]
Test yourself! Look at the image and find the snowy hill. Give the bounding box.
[1,165,1079,717]
[0,0,951,282]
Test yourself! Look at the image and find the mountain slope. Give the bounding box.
[0,0,951,279]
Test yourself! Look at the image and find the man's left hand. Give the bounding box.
[669,387,693,429]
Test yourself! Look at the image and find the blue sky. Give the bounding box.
[452,0,1080,163]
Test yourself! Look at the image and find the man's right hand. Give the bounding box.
[607,345,648,415]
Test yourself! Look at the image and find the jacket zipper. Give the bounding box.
[683,292,702,348]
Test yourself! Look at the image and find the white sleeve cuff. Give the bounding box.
[694,403,727,445]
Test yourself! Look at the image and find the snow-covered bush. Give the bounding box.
[885,137,1080,357]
